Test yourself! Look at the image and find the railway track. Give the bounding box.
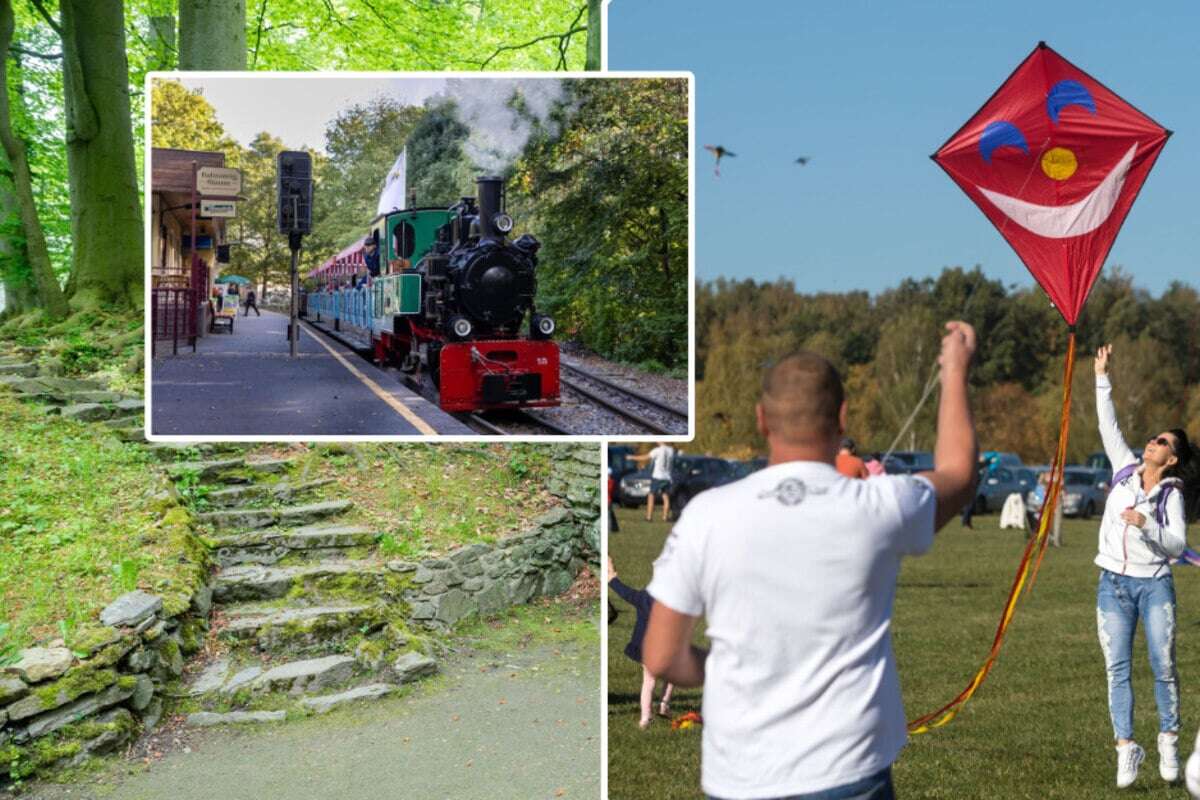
[304,318,684,436]
[463,409,572,436]
[558,362,688,435]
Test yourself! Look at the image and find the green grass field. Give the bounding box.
[607,505,1200,800]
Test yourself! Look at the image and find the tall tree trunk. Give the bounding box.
[0,172,36,318]
[179,0,247,70]
[0,1,68,319]
[59,0,143,309]
[585,0,602,71]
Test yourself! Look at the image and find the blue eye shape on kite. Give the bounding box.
[1046,80,1096,123]
[979,121,1029,163]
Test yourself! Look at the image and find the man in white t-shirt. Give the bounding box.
[643,322,978,800]
[632,442,677,522]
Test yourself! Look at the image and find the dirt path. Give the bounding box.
[22,644,598,800]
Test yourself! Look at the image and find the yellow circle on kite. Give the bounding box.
[1041,147,1078,181]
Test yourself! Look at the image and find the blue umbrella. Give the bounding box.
[214,274,250,285]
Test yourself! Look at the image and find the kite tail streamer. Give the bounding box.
[908,332,1077,734]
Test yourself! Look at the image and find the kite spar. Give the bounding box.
[909,42,1170,733]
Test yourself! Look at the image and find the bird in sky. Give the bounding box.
[704,144,736,177]
[795,156,810,166]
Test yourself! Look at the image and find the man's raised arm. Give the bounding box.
[917,321,979,531]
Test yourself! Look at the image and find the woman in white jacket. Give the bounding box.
[1094,344,1198,789]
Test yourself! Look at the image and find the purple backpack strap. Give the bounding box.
[1156,483,1177,527]
[1110,463,1138,489]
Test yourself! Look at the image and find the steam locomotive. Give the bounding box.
[304,177,560,412]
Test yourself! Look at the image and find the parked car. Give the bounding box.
[883,451,934,475]
[668,456,740,520]
[608,445,638,503]
[1085,452,1113,486]
[1026,467,1108,518]
[983,451,1023,470]
[974,465,1038,513]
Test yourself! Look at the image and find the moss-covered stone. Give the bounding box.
[178,617,207,655]
[160,506,191,528]
[5,668,115,722]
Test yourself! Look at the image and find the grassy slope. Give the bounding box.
[607,506,1200,800]
[224,443,558,560]
[0,396,181,650]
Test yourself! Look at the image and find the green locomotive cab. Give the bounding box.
[368,208,454,324]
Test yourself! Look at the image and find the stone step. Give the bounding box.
[206,478,335,509]
[251,655,358,694]
[219,602,384,651]
[101,412,144,429]
[300,683,397,714]
[186,710,286,727]
[0,363,37,377]
[145,442,230,461]
[213,560,388,603]
[199,499,353,531]
[167,457,292,483]
[210,524,378,566]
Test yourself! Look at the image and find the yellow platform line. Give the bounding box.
[301,321,439,436]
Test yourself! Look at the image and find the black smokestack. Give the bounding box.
[476,176,504,241]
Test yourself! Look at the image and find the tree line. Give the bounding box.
[151,76,689,372]
[695,267,1200,463]
[0,0,603,327]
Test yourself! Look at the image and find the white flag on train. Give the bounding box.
[376,148,407,215]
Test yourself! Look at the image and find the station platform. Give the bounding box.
[150,309,473,437]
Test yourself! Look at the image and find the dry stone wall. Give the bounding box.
[403,444,600,629]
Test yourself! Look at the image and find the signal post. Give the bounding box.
[276,151,313,357]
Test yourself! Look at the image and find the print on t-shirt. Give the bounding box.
[757,477,828,506]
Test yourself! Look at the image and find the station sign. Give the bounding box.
[196,166,242,195]
[200,199,237,218]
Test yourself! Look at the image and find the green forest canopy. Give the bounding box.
[695,267,1200,463]
[1,0,601,326]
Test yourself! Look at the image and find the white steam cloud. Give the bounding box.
[438,78,571,174]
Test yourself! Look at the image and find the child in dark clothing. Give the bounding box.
[606,556,675,728]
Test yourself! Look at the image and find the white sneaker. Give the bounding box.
[1117,742,1145,788]
[1160,732,1181,782]
[1185,748,1200,797]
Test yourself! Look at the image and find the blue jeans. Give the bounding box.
[707,768,894,800]
[1096,570,1180,740]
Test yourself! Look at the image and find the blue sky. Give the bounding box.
[610,1,1198,296]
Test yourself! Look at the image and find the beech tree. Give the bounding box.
[0,0,67,318]
[178,0,247,70]
[31,0,142,308]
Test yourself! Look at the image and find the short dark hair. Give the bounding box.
[760,352,844,444]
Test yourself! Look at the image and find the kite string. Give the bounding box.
[882,288,978,463]
[907,331,1077,734]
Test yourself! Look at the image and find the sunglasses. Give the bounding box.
[1147,436,1176,453]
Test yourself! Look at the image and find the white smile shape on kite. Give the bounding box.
[976,143,1137,239]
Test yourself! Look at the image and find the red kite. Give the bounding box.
[934,42,1169,325]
